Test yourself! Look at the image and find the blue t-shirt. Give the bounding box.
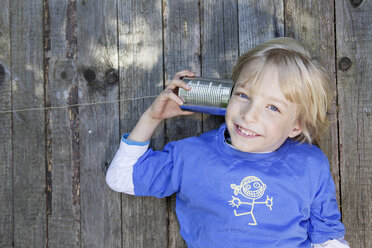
[133,124,345,248]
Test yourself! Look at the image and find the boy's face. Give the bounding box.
[225,66,302,153]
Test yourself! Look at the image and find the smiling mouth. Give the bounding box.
[236,125,260,137]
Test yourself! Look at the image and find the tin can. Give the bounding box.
[179,77,233,107]
[178,77,233,115]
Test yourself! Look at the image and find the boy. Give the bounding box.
[106,38,349,247]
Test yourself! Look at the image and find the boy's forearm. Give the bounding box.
[127,109,162,142]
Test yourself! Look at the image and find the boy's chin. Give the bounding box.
[230,138,278,153]
[231,142,268,153]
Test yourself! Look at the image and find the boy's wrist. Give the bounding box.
[127,109,162,143]
[142,108,163,126]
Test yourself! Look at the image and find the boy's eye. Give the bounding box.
[238,93,249,100]
[268,105,280,112]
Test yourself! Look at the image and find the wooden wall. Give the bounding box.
[0,0,371,247]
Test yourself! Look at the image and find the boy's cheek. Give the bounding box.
[224,106,233,123]
[225,99,239,119]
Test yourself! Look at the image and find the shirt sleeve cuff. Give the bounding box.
[122,133,150,146]
[311,237,349,248]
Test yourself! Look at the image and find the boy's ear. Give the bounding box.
[288,122,302,138]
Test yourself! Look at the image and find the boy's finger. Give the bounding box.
[179,110,194,116]
[173,70,195,80]
[165,90,184,105]
[167,79,191,91]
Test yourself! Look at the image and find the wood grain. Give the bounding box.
[0,1,371,247]
[238,0,284,53]
[164,0,203,142]
[46,0,80,246]
[10,0,46,246]
[0,1,13,247]
[201,0,239,132]
[284,0,341,202]
[163,0,202,247]
[76,0,122,247]
[118,0,168,247]
[336,0,372,247]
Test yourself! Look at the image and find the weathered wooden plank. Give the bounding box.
[48,60,81,247]
[46,0,80,246]
[163,0,202,247]
[10,0,46,246]
[76,0,121,247]
[201,0,239,131]
[164,0,203,141]
[284,0,340,202]
[238,0,284,53]
[118,0,168,247]
[336,1,372,247]
[0,1,13,247]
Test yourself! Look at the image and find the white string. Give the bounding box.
[0,95,157,114]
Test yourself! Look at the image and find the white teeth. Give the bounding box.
[238,126,258,136]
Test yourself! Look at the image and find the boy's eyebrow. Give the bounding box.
[234,85,250,91]
[267,96,288,107]
[235,85,289,107]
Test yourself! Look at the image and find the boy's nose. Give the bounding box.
[241,103,260,123]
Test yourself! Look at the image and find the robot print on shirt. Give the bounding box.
[228,176,273,226]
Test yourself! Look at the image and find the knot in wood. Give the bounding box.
[350,0,363,7]
[338,57,352,71]
[83,68,96,83]
[105,68,118,85]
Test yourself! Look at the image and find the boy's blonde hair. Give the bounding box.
[230,38,334,144]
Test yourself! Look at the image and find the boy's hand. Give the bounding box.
[127,70,195,143]
[146,70,195,120]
